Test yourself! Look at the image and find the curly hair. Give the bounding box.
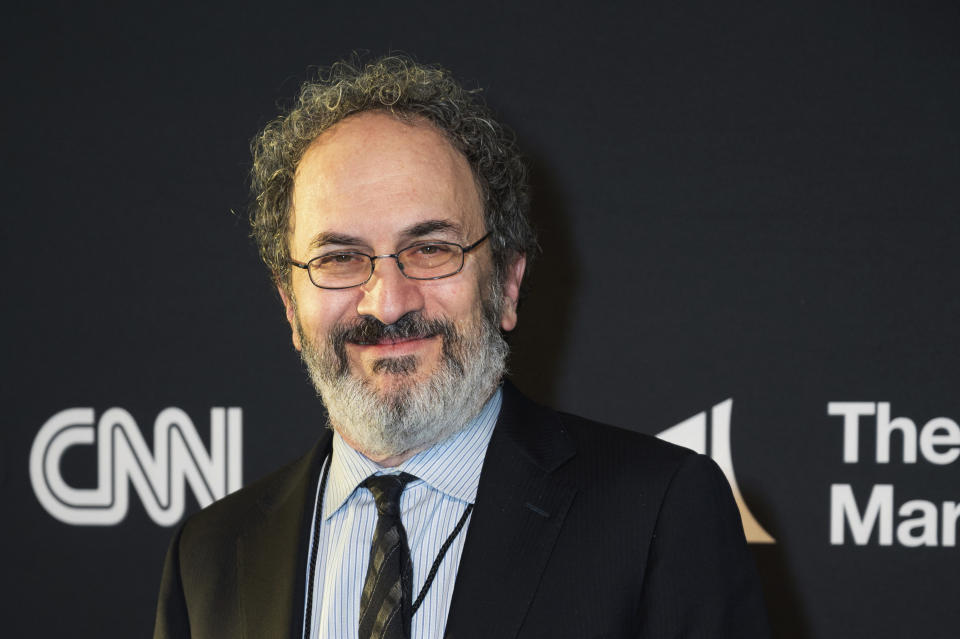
[249,55,537,294]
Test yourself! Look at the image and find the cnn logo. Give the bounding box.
[30,407,242,526]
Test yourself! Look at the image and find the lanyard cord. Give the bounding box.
[303,457,331,639]
[411,501,474,614]
[303,454,475,636]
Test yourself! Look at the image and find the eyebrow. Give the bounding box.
[308,219,464,250]
[400,219,463,240]
[309,232,366,250]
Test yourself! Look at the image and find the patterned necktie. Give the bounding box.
[359,473,417,639]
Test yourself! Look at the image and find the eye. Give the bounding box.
[313,252,367,269]
[400,242,460,275]
[411,243,454,256]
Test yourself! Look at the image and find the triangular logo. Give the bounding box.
[657,399,775,544]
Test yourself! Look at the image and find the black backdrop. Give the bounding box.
[3,2,959,637]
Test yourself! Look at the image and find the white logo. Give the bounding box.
[30,407,243,526]
[657,399,776,544]
[827,402,960,547]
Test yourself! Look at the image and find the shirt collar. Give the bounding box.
[322,387,502,519]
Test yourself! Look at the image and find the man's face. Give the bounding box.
[280,112,523,460]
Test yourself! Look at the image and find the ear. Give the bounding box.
[276,283,302,351]
[499,254,526,332]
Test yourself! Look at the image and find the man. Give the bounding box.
[154,56,769,638]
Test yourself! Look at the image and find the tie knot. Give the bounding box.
[363,473,416,517]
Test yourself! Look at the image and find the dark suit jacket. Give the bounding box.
[154,383,769,638]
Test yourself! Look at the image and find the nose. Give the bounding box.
[355,256,425,325]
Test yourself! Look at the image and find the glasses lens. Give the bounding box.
[308,253,370,288]
[399,243,463,279]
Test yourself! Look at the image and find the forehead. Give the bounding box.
[290,112,484,249]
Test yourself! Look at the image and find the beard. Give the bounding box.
[295,286,509,460]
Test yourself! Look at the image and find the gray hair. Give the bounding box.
[249,55,537,294]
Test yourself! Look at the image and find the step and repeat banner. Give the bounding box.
[4,2,958,637]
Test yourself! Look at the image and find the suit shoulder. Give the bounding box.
[549,409,730,503]
[178,440,324,543]
[556,410,693,466]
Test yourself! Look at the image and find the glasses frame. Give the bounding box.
[289,232,491,290]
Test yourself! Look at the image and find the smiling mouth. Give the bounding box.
[351,334,436,346]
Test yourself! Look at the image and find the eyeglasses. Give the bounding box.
[289,233,491,290]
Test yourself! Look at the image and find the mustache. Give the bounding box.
[328,312,459,376]
[335,312,454,345]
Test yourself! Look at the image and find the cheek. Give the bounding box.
[423,284,483,326]
[296,291,359,335]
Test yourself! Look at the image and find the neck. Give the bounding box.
[336,429,426,467]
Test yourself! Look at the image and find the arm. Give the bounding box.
[153,526,192,639]
[636,453,770,638]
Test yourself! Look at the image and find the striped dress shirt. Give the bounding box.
[304,388,502,639]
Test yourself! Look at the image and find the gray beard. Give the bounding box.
[296,305,508,461]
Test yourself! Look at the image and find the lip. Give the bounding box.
[348,334,439,356]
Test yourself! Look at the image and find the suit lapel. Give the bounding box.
[444,383,577,639]
[237,433,332,639]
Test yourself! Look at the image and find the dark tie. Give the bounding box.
[359,473,417,639]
